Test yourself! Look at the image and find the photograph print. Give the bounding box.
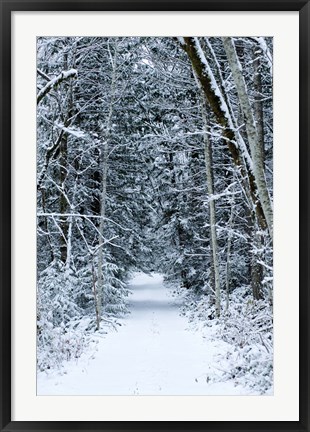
[36,36,273,396]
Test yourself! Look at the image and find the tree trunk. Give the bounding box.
[225,183,235,311]
[253,46,265,163]
[96,41,118,320]
[59,133,68,263]
[222,37,273,238]
[59,71,74,264]
[250,47,265,300]
[181,37,268,235]
[251,230,264,300]
[201,100,221,318]
[96,140,109,316]
[92,257,101,331]
[65,181,77,272]
[40,189,54,263]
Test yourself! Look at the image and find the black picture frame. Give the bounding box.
[1,0,309,430]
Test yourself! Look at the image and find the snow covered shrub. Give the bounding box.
[179,285,273,394]
[102,261,130,316]
[37,324,87,372]
[37,260,87,371]
[219,288,273,350]
[226,344,273,394]
[37,260,82,326]
[217,288,273,393]
[75,263,97,314]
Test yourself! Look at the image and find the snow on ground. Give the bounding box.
[37,273,253,395]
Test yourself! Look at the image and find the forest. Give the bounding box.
[37,36,273,395]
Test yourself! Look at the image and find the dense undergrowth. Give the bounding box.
[178,285,273,394]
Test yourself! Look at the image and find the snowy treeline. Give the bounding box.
[37,36,273,391]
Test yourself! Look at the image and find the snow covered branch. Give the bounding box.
[37,69,78,104]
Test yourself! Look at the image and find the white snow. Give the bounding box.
[37,273,251,396]
[253,37,273,76]
[37,69,78,102]
[176,36,185,46]
[193,37,254,173]
[54,123,86,138]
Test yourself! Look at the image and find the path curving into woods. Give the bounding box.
[37,273,244,395]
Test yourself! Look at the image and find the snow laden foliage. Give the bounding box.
[37,261,86,371]
[179,285,273,394]
[37,36,273,393]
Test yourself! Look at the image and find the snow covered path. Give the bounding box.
[37,273,244,395]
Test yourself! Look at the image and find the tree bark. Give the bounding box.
[225,181,235,311]
[251,230,264,300]
[59,68,74,264]
[59,133,68,263]
[96,41,118,320]
[253,47,265,163]
[201,101,221,317]
[221,37,273,238]
[180,37,268,234]
[37,69,77,104]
